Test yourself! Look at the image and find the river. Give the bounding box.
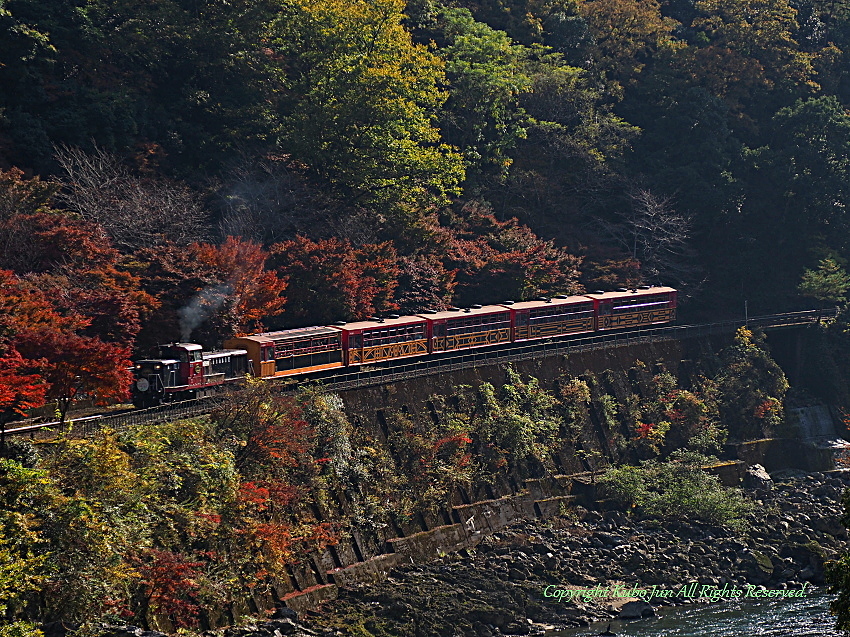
[551,591,837,636]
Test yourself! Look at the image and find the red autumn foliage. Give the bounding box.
[246,521,338,571]
[132,549,204,629]
[393,253,457,313]
[754,399,779,419]
[29,266,157,343]
[0,168,156,347]
[270,236,400,326]
[0,210,117,275]
[237,480,299,514]
[245,405,314,470]
[634,422,657,439]
[0,348,47,424]
[579,244,643,290]
[132,237,286,350]
[190,236,288,335]
[435,202,583,305]
[0,269,83,340]
[14,327,132,422]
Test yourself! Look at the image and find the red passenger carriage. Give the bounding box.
[335,316,429,365]
[505,295,596,341]
[421,305,513,352]
[584,287,677,331]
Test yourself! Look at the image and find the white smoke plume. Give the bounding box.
[177,283,234,342]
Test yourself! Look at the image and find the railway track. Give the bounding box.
[4,308,835,439]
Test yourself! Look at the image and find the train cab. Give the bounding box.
[158,343,206,388]
[131,358,180,407]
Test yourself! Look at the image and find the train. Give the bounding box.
[131,286,677,407]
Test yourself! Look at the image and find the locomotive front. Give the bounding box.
[131,358,179,407]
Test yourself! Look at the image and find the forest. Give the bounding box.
[3,0,850,434]
[5,0,850,633]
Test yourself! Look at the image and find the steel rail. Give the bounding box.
[4,308,836,438]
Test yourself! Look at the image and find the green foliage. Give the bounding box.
[716,327,789,440]
[436,7,533,178]
[799,257,850,304]
[0,461,49,621]
[270,0,464,215]
[470,367,561,473]
[598,450,752,529]
[386,410,474,513]
[0,624,43,637]
[557,377,591,441]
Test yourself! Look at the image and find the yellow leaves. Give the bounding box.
[692,0,814,94]
[270,0,464,210]
[578,0,679,81]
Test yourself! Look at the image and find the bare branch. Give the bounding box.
[54,144,209,252]
[598,186,697,286]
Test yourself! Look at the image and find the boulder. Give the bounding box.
[743,465,774,491]
[740,550,774,584]
[617,601,655,619]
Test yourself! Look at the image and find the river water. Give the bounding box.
[551,591,837,636]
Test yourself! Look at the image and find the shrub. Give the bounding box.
[599,450,751,529]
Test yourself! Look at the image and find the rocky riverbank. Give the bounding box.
[304,468,848,636]
[88,468,850,637]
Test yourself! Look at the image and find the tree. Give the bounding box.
[0,168,57,219]
[725,96,850,308]
[270,236,400,326]
[393,253,457,314]
[0,172,157,345]
[132,238,286,348]
[131,549,203,629]
[269,0,464,214]
[599,187,695,286]
[0,349,46,449]
[189,237,288,337]
[690,0,814,114]
[442,201,583,305]
[798,258,850,304]
[0,0,279,172]
[13,328,132,423]
[0,460,51,628]
[577,0,678,88]
[55,146,209,252]
[716,327,789,440]
[435,7,533,179]
[215,158,347,246]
